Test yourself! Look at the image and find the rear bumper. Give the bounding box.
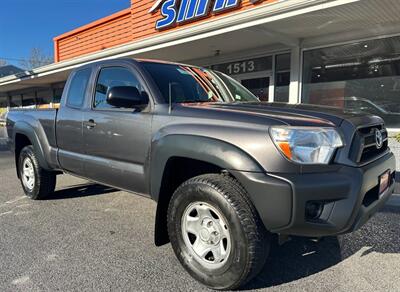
[232,152,396,237]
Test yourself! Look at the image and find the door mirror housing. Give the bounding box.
[106,86,148,109]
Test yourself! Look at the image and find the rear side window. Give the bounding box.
[66,68,91,108]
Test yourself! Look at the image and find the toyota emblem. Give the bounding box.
[375,129,383,149]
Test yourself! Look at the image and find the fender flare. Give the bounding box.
[150,134,263,201]
[13,121,50,171]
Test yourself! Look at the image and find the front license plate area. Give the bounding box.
[379,171,391,195]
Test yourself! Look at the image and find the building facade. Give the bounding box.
[1,0,400,137]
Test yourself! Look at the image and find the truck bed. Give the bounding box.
[7,108,58,149]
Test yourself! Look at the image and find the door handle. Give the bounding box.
[85,119,97,129]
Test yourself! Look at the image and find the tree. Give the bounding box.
[0,59,7,67]
[19,48,53,70]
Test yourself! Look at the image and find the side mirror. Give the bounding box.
[106,86,148,109]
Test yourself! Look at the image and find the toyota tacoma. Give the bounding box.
[6,59,396,290]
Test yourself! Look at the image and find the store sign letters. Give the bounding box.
[150,0,261,30]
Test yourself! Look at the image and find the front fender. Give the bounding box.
[150,134,262,201]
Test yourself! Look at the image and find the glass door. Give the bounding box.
[240,77,270,101]
[235,72,272,102]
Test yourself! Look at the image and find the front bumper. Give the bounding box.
[232,152,396,237]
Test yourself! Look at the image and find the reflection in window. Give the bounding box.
[66,68,91,108]
[94,67,141,109]
[302,36,400,128]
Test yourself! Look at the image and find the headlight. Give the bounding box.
[270,127,344,165]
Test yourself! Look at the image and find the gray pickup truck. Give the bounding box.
[6,59,396,290]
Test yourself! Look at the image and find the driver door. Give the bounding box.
[83,65,152,194]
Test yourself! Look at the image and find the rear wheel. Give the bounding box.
[167,174,270,290]
[18,146,56,200]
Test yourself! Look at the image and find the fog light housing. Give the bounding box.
[305,201,325,220]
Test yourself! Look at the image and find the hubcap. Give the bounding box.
[21,157,35,191]
[181,202,231,269]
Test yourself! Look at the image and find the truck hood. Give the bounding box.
[178,102,380,128]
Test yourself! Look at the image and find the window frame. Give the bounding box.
[90,65,149,113]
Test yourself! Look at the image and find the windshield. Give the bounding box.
[142,62,259,104]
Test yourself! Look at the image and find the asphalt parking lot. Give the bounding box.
[0,148,399,292]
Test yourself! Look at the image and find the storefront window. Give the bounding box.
[10,95,22,108]
[302,36,400,128]
[52,82,66,105]
[53,88,64,104]
[275,53,290,102]
[36,89,53,106]
[0,97,8,109]
[22,92,36,107]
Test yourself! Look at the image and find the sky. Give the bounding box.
[0,0,130,67]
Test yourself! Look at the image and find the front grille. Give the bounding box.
[349,124,389,164]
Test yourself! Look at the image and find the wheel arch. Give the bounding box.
[151,134,263,246]
[13,122,50,177]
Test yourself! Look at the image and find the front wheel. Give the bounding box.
[18,146,56,200]
[167,174,270,290]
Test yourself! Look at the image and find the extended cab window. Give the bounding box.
[66,68,91,108]
[94,67,144,109]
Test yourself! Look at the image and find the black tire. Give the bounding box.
[167,173,270,290]
[18,145,56,200]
